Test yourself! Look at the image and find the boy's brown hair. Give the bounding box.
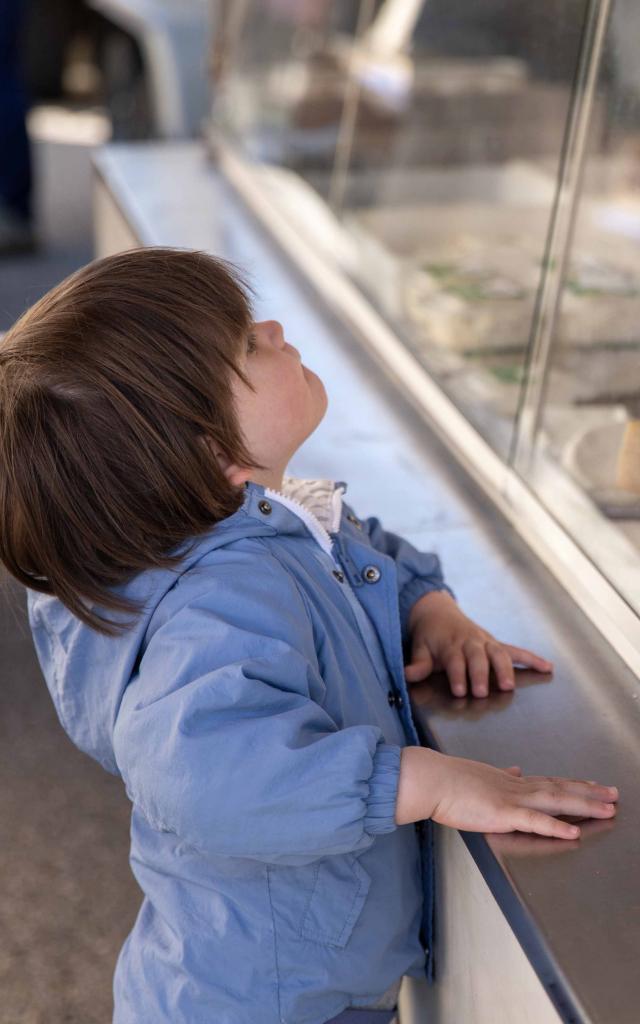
[0,246,268,636]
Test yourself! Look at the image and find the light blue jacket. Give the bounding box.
[26,477,456,1024]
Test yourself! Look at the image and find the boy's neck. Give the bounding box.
[244,470,285,492]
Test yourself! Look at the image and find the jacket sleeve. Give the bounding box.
[112,551,402,867]
[343,499,457,647]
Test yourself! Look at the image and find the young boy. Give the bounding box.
[0,248,618,1024]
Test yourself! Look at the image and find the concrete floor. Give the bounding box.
[0,107,140,1024]
[0,573,139,1024]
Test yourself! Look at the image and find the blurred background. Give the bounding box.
[2,1,640,1020]
[0,0,210,327]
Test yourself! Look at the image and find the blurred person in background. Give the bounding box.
[0,0,36,255]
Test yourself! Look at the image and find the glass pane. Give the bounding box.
[532,0,640,612]
[337,0,589,460]
[211,0,363,202]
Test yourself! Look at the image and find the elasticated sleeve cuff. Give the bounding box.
[363,742,402,835]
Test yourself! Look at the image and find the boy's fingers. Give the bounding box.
[486,642,515,689]
[525,776,619,800]
[404,656,433,681]
[514,808,580,840]
[521,789,617,819]
[502,644,554,670]
[445,652,468,697]
[503,765,522,776]
[465,645,490,697]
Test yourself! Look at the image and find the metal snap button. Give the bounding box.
[387,690,396,706]
[258,499,272,515]
[396,695,405,709]
[363,564,381,583]
[346,513,362,529]
[332,569,345,583]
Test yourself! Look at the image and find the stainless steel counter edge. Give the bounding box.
[416,714,589,1024]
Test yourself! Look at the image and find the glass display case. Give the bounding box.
[207,0,640,646]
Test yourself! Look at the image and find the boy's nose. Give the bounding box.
[263,320,286,348]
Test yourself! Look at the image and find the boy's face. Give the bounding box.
[213,319,328,490]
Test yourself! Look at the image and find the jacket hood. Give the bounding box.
[26,477,347,777]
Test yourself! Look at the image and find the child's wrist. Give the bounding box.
[407,589,461,637]
[395,745,443,825]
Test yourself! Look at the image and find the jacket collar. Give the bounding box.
[266,475,346,553]
[157,477,349,577]
[243,476,347,556]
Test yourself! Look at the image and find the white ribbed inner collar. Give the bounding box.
[263,475,346,556]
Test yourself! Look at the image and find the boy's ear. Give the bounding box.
[222,462,252,487]
[200,436,251,486]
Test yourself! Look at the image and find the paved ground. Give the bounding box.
[0,241,92,330]
[0,107,141,1024]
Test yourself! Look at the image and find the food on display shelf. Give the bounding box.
[402,234,640,352]
[403,237,536,351]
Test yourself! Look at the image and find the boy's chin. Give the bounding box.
[303,365,327,404]
[314,380,329,420]
[302,389,328,442]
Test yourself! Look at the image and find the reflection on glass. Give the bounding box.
[337,0,589,458]
[211,0,364,200]
[532,0,640,610]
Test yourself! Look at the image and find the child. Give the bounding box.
[0,248,618,1024]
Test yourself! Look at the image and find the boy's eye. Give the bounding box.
[247,333,258,355]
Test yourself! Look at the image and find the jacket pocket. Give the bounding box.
[299,852,372,948]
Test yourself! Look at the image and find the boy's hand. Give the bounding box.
[395,746,619,840]
[404,590,553,698]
